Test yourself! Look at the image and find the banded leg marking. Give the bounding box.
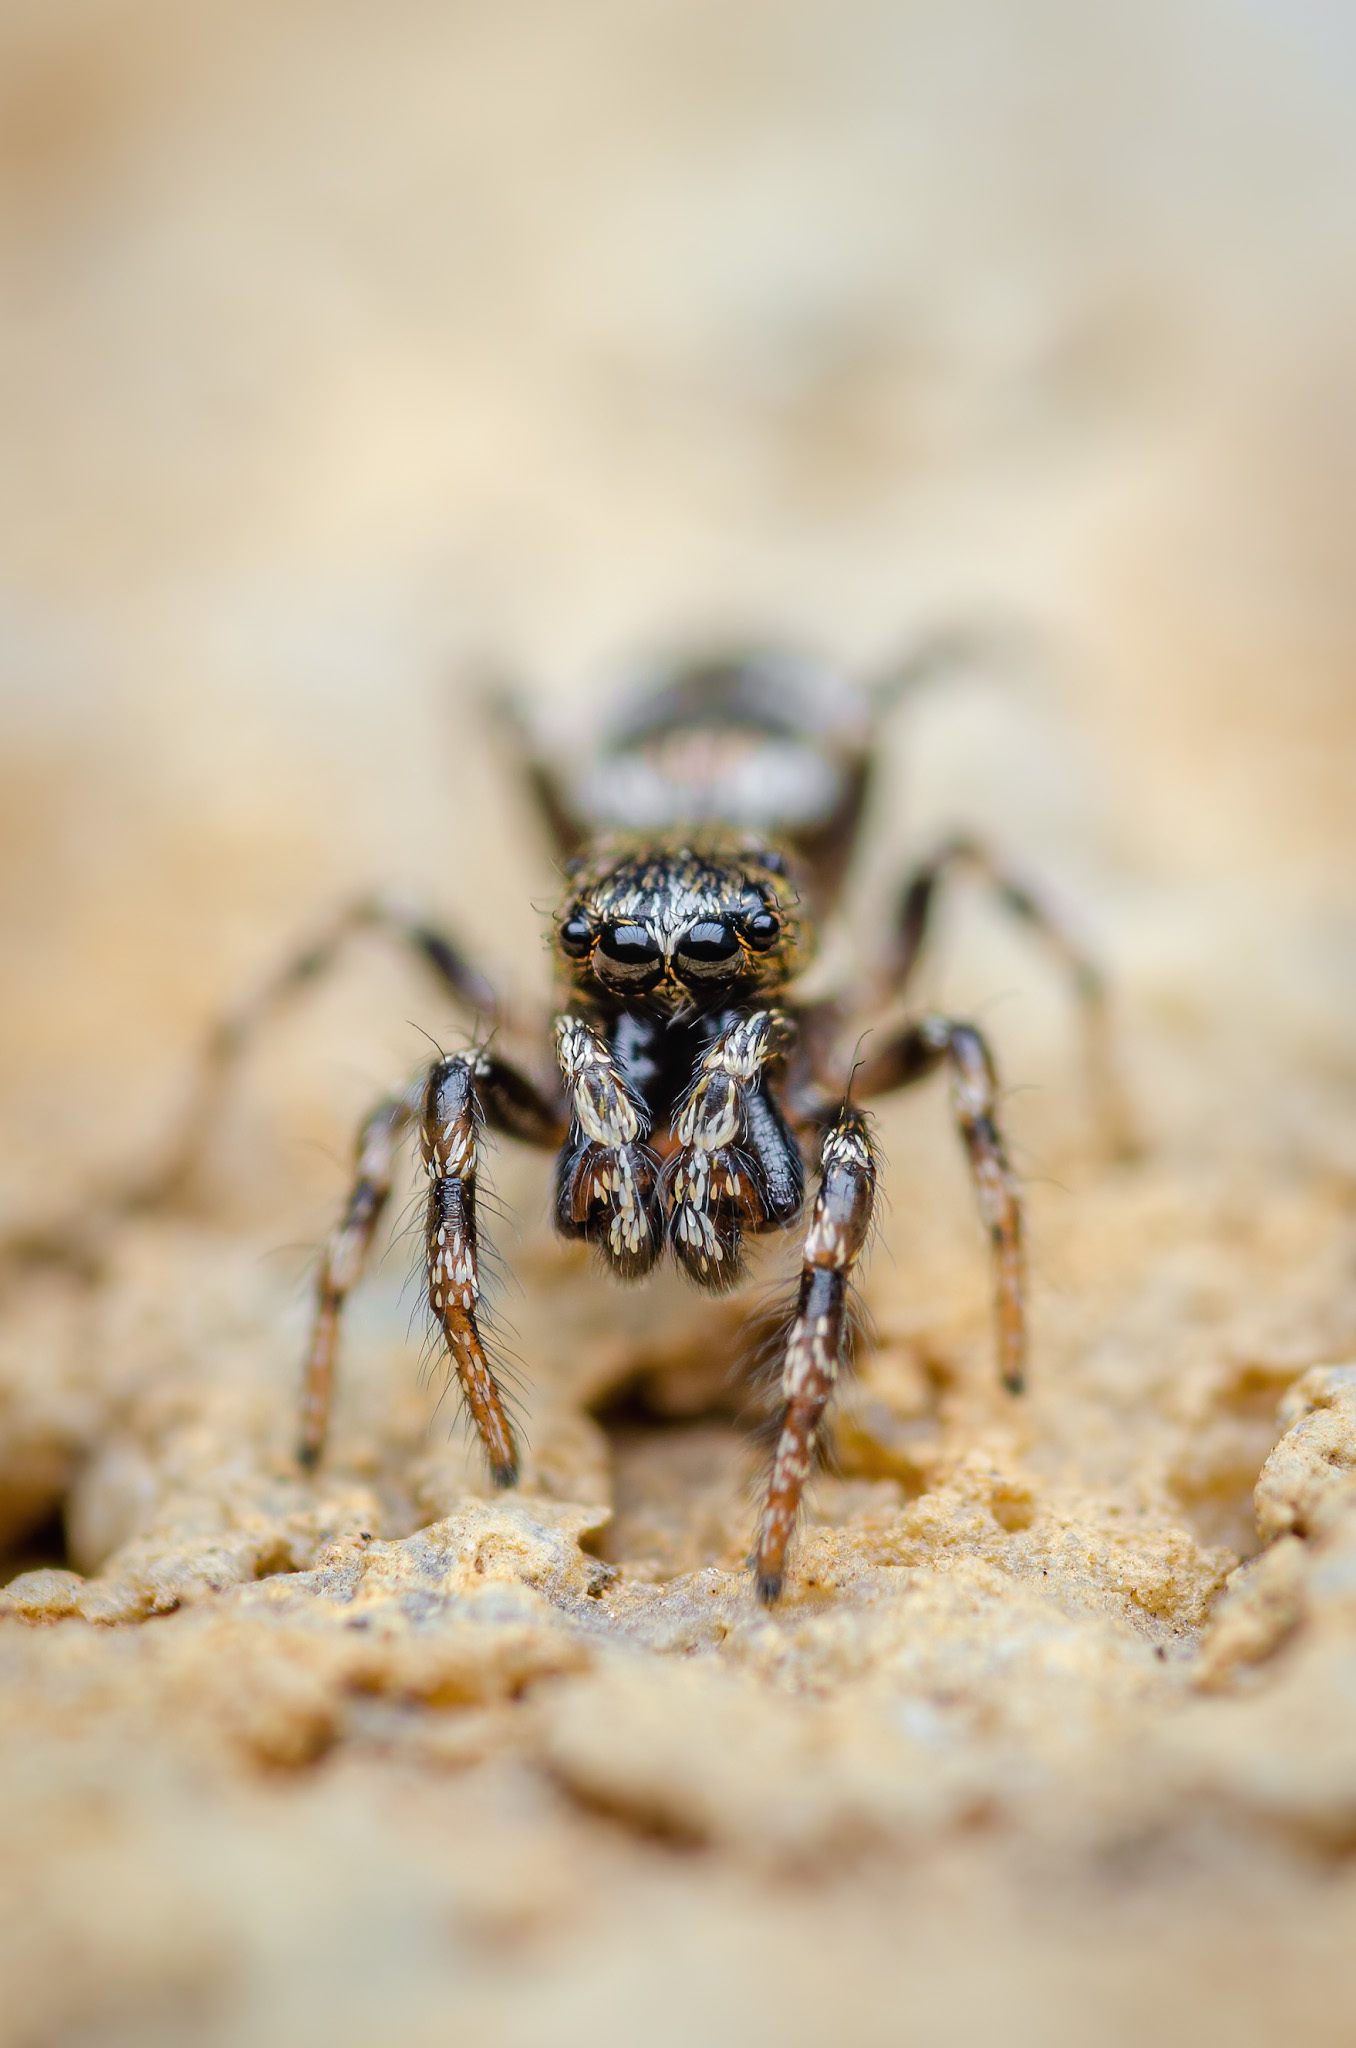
[670,1010,799,1288]
[554,1017,661,1278]
[889,834,1133,1155]
[299,1049,558,1476]
[299,1090,415,1468]
[756,1107,877,1603]
[944,1023,1026,1396]
[854,1014,1026,1397]
[421,1057,519,1486]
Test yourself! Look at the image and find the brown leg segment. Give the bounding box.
[419,1055,535,1487]
[888,834,1134,1157]
[854,1014,1027,1397]
[755,1106,877,1604]
[299,1089,416,1468]
[300,1050,562,1477]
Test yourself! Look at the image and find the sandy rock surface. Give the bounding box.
[2,3,1356,2042]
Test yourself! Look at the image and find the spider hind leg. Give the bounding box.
[854,1014,1026,1395]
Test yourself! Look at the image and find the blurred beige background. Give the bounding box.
[1,0,1353,1235]
[2,7,1356,2045]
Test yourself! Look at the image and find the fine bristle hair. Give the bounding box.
[404,1058,531,1482]
[739,1272,872,1469]
[659,1139,762,1295]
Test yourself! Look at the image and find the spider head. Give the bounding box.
[553,837,803,1013]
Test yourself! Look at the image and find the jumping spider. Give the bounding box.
[155,647,1123,1602]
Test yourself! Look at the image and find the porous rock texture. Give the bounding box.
[2,4,1356,2044]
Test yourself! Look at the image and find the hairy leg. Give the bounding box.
[299,1087,417,1468]
[755,1106,877,1603]
[301,1049,563,1474]
[854,1014,1026,1396]
[669,1009,802,1287]
[554,1016,663,1278]
[419,1057,516,1485]
[886,833,1134,1155]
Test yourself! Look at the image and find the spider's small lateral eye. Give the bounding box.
[676,919,740,968]
[558,912,595,959]
[596,923,662,969]
[741,909,782,952]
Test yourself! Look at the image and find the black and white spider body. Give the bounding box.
[174,648,1118,1602]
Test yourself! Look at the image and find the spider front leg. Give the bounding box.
[756,1106,877,1603]
[669,1010,802,1288]
[300,1050,563,1476]
[554,1017,663,1277]
[855,1014,1026,1395]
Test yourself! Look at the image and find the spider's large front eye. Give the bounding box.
[596,922,663,981]
[675,919,740,973]
[558,912,595,959]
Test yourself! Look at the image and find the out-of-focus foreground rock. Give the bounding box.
[2,3,1355,2042]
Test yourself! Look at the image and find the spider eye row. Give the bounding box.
[556,908,782,972]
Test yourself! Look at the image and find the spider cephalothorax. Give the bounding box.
[152,645,1123,1601]
[554,836,804,1016]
